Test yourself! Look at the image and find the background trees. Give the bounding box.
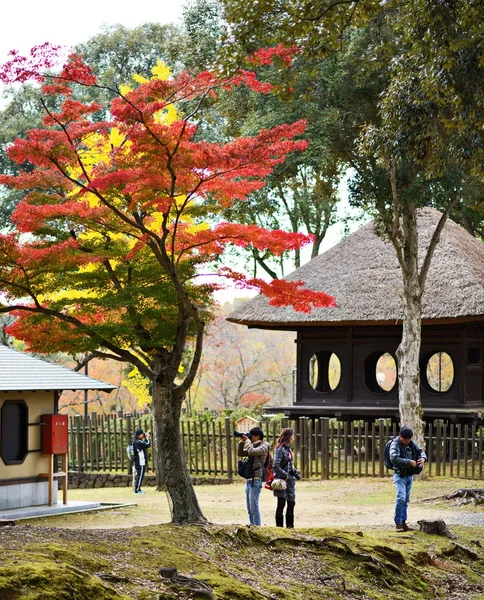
[188,301,295,410]
[220,0,484,442]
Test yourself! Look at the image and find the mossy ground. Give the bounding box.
[3,479,484,599]
[2,522,484,599]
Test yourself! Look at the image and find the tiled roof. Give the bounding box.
[0,345,116,392]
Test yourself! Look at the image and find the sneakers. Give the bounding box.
[395,523,405,531]
[135,490,146,494]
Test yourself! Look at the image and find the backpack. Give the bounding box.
[237,450,273,482]
[126,443,135,462]
[237,456,254,479]
[262,452,274,485]
[384,437,395,470]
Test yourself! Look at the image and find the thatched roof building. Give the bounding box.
[228,208,484,328]
[227,208,484,424]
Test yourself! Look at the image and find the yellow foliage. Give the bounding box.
[119,84,133,96]
[122,367,152,408]
[152,60,172,81]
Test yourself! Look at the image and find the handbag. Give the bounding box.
[270,478,287,491]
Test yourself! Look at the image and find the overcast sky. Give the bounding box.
[1,0,184,61]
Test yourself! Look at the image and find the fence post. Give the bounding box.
[74,415,84,472]
[435,419,442,476]
[225,417,233,481]
[299,417,306,478]
[126,414,133,475]
[320,417,330,480]
[378,419,385,477]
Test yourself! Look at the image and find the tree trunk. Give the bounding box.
[151,379,206,524]
[395,205,425,447]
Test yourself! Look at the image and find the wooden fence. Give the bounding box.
[68,413,484,480]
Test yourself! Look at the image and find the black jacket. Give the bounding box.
[389,438,427,475]
[133,437,150,467]
[273,444,294,481]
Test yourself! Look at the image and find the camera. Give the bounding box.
[234,431,252,439]
[290,467,301,480]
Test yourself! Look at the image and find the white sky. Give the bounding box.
[1,0,184,62]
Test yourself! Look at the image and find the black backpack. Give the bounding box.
[237,451,273,481]
[237,456,254,479]
[384,437,395,469]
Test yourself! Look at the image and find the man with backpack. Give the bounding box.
[389,426,427,531]
[133,428,151,494]
[237,427,270,526]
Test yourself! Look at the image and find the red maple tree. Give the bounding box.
[0,46,334,523]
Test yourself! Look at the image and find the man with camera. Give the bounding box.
[133,428,151,494]
[237,427,270,526]
[390,426,427,531]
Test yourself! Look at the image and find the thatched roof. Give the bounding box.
[227,208,484,328]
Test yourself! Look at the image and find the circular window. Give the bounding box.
[309,351,341,393]
[365,351,397,394]
[422,351,454,393]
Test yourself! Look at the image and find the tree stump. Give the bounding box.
[417,519,457,538]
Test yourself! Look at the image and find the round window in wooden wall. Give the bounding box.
[365,351,397,394]
[309,351,341,393]
[422,352,454,393]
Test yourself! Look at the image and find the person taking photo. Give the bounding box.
[133,428,151,494]
[238,427,270,526]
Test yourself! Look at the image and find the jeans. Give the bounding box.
[393,473,413,524]
[245,479,263,526]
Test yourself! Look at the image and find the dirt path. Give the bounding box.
[27,477,484,532]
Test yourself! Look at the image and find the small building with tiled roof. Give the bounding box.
[228,208,484,424]
[0,344,115,511]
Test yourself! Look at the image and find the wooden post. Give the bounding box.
[435,420,442,476]
[92,411,99,470]
[225,417,233,481]
[74,415,84,472]
[126,414,133,475]
[320,418,329,480]
[378,419,385,477]
[299,417,306,478]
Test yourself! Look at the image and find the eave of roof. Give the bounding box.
[228,209,484,328]
[0,345,116,393]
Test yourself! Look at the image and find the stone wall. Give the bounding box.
[68,472,233,489]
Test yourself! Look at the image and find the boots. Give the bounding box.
[275,514,284,527]
[286,515,294,528]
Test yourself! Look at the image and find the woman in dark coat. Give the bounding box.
[272,427,299,528]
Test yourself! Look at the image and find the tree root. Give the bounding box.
[159,567,215,599]
[419,489,484,505]
[442,542,481,561]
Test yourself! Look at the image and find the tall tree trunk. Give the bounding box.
[151,378,206,524]
[394,204,425,447]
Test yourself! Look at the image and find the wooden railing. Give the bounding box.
[67,413,484,480]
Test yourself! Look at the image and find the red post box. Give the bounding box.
[41,414,68,454]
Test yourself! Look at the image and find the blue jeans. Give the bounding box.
[245,479,263,526]
[393,473,413,524]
